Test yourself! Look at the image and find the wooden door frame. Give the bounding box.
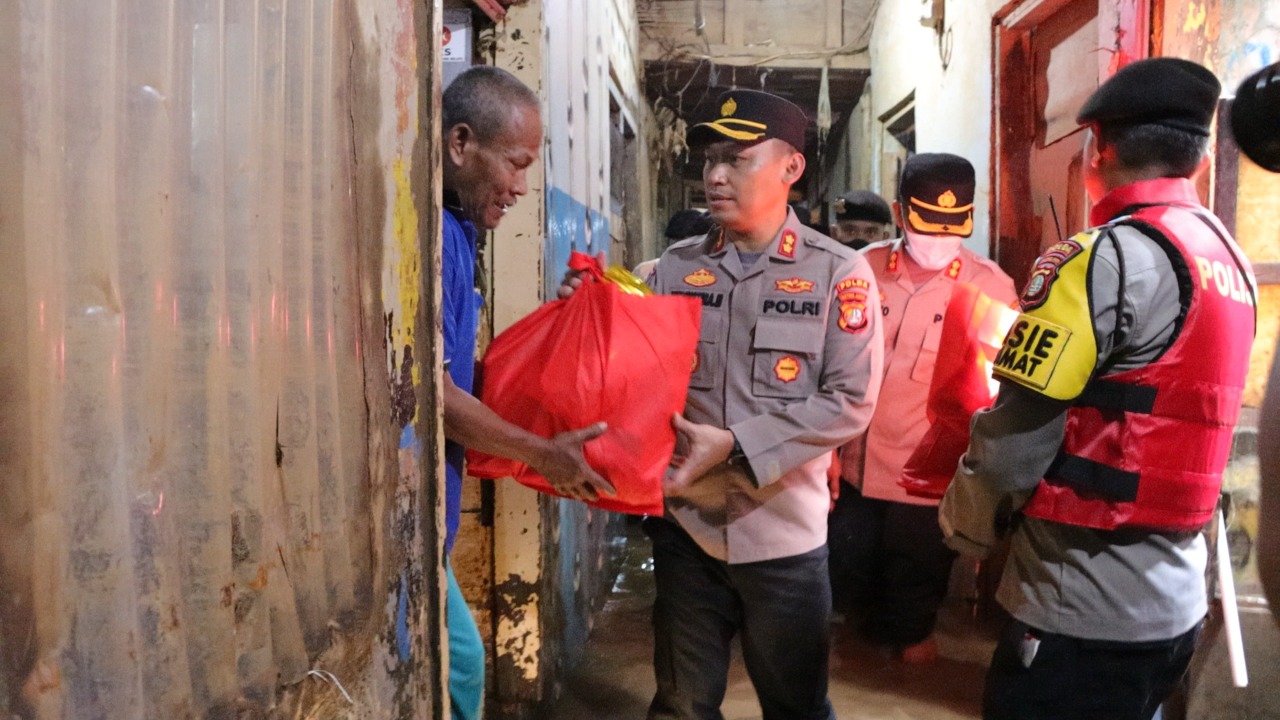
[990,0,1151,285]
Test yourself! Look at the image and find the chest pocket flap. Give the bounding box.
[752,316,823,398]
[689,310,724,390]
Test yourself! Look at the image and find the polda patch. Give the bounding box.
[835,277,870,334]
[1021,238,1083,310]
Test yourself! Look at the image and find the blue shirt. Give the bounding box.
[443,205,481,554]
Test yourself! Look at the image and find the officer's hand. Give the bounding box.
[667,414,734,493]
[827,449,842,512]
[532,422,616,501]
[556,251,607,299]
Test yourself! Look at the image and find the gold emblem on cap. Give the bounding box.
[938,190,957,208]
[721,97,738,117]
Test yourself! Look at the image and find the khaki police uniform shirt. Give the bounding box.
[845,240,1017,506]
[652,211,884,564]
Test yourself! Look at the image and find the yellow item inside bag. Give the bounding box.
[602,264,653,296]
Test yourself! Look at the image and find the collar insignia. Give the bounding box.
[778,229,798,259]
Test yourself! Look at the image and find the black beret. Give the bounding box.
[664,209,715,240]
[1231,62,1280,172]
[898,153,975,237]
[1077,57,1221,136]
[834,190,893,225]
[687,90,808,152]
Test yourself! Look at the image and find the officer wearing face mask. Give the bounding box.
[828,152,1016,662]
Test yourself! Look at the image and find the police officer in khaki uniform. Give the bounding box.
[645,90,884,720]
[829,154,1016,662]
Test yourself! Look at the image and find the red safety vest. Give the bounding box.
[1022,201,1256,531]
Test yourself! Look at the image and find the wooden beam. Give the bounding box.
[725,0,744,46]
[827,0,843,48]
[640,39,870,69]
[1256,262,1280,287]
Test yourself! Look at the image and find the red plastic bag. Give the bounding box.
[899,282,1018,499]
[466,252,701,515]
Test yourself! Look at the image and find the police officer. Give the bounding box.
[647,89,884,720]
[828,154,1016,663]
[940,58,1257,719]
[830,189,894,250]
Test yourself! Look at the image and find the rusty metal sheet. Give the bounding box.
[0,0,446,717]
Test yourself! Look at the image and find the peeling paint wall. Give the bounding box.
[0,1,447,717]
[467,1,642,716]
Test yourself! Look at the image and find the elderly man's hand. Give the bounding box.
[667,414,735,493]
[555,251,607,299]
[531,421,616,501]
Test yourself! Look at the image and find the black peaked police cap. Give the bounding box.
[898,153,975,238]
[1077,57,1221,136]
[687,90,808,152]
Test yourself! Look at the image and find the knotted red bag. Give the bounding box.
[466,252,701,515]
[899,282,1018,499]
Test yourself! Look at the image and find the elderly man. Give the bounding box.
[643,89,884,720]
[941,58,1256,720]
[439,65,613,720]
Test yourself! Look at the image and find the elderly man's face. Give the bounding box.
[452,102,542,230]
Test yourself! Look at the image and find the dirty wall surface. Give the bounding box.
[0,1,447,717]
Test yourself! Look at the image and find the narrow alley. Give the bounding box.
[546,519,995,720]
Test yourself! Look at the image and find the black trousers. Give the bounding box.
[644,517,836,720]
[983,619,1202,720]
[827,485,956,646]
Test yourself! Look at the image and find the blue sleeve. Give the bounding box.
[441,220,464,380]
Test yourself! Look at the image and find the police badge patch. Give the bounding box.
[835,277,870,334]
[1021,238,1084,310]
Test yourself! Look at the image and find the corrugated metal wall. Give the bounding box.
[0,1,447,717]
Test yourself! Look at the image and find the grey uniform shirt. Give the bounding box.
[653,212,884,564]
[940,224,1209,642]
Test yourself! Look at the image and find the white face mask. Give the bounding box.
[903,231,964,270]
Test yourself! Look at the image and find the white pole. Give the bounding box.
[1217,509,1249,687]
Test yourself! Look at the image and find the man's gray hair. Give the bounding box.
[442,66,540,142]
